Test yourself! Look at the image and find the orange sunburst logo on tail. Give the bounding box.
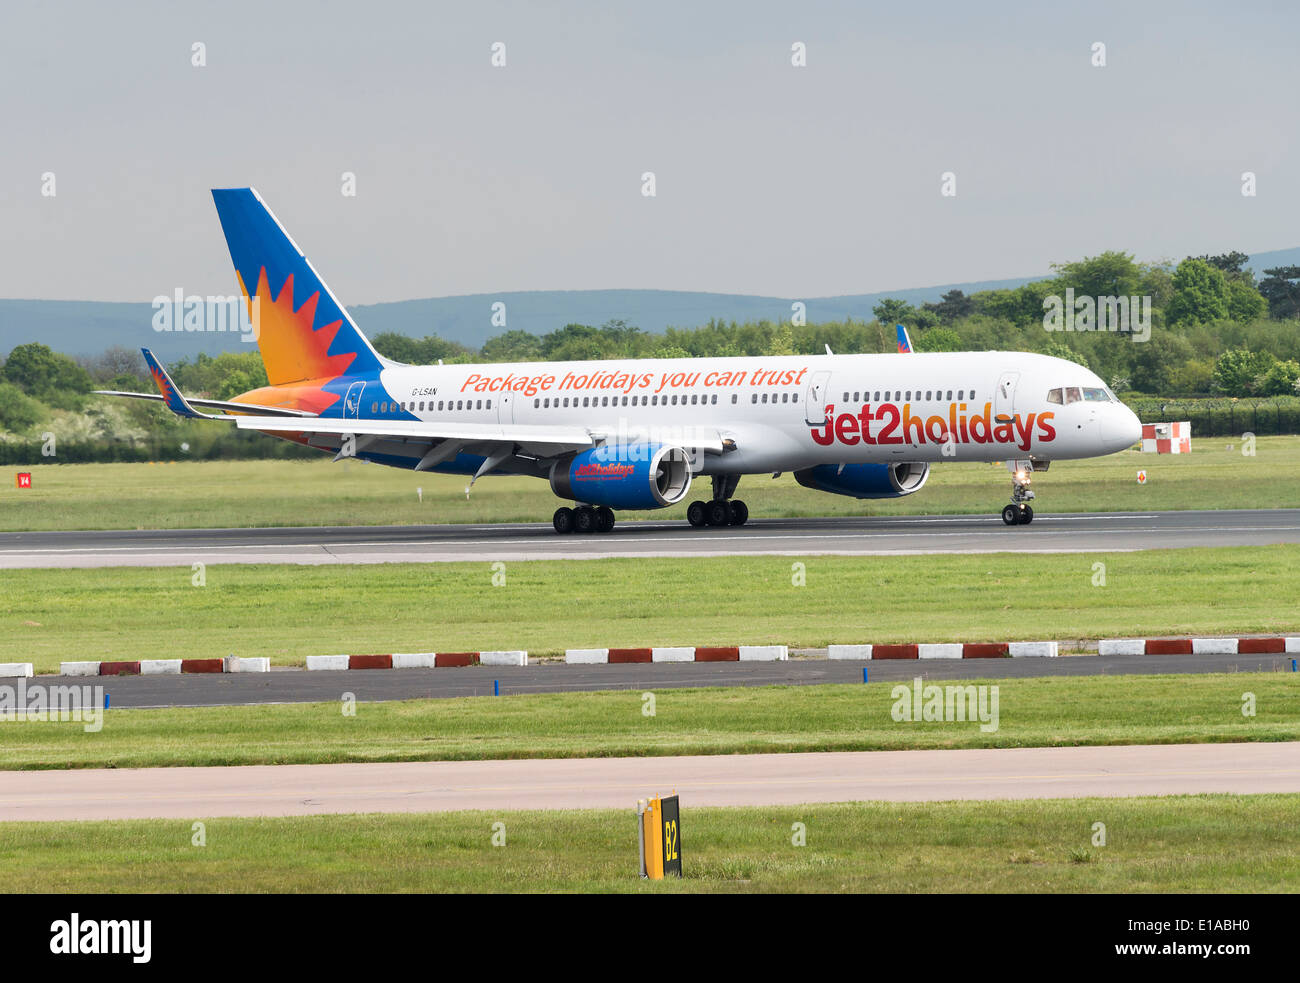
[238,268,357,388]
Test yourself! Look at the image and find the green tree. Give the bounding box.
[0,381,46,432]
[1225,279,1267,322]
[1258,359,1300,396]
[481,330,543,362]
[1039,340,1090,368]
[914,326,962,352]
[1211,349,1276,396]
[871,298,917,327]
[1166,258,1228,326]
[922,289,974,323]
[1258,266,1300,319]
[2,342,92,409]
[1050,251,1144,299]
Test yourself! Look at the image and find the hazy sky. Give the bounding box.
[2,1,1296,304]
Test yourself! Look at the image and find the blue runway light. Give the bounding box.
[494,679,500,696]
[1293,660,1297,673]
[104,693,110,709]
[863,667,868,683]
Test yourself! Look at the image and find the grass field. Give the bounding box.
[2,795,1296,892]
[4,673,1297,770]
[1,435,1297,531]
[3,547,1298,673]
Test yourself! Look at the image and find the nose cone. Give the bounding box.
[1101,406,1142,451]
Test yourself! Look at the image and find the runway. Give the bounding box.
[2,742,1296,821]
[27,650,1296,708]
[2,509,1298,568]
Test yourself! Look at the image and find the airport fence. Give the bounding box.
[1123,397,1300,438]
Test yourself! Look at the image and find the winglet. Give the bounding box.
[896,324,913,354]
[141,348,221,419]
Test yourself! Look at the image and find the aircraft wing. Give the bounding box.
[93,390,316,418]
[232,415,726,458]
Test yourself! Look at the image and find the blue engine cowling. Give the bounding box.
[550,443,693,510]
[794,461,929,499]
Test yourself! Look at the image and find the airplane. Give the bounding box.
[98,188,1143,533]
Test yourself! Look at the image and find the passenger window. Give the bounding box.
[926,391,932,401]
[843,392,850,402]
[486,400,491,409]
[1047,388,1062,404]
[712,394,718,404]
[370,402,378,413]
[731,394,738,404]
[533,399,539,408]
[946,390,952,400]
[761,393,768,404]
[751,394,758,404]
[543,398,550,408]
[792,393,798,402]
[438,401,444,411]
[782,392,789,403]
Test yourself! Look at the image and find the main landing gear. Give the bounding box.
[1001,459,1036,525]
[686,475,749,528]
[553,505,615,534]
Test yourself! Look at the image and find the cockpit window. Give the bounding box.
[1047,388,1063,404]
[1064,387,1082,404]
[1082,387,1109,401]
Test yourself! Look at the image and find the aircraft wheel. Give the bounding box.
[729,500,749,526]
[553,507,574,534]
[574,506,597,534]
[595,506,616,533]
[687,501,708,528]
[706,500,731,527]
[1020,505,1033,525]
[1001,504,1019,526]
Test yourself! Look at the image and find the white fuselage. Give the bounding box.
[367,349,1141,475]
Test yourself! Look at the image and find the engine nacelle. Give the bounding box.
[550,443,693,510]
[794,461,930,499]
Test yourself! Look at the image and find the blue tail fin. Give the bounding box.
[210,189,383,386]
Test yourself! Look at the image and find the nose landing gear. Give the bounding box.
[1001,460,1036,525]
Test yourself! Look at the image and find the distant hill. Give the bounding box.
[3,247,1297,362]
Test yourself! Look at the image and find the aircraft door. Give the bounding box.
[804,370,831,425]
[343,380,365,419]
[994,371,1019,423]
[496,391,515,424]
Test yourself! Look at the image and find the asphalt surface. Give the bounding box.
[29,651,1296,708]
[2,509,1299,567]
[4,742,1296,821]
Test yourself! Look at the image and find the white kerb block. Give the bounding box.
[61,662,101,677]
[739,645,788,661]
[565,649,609,664]
[306,655,350,671]
[233,657,270,673]
[391,653,437,669]
[652,647,695,662]
[827,645,873,660]
[140,659,182,675]
[1191,638,1238,655]
[918,643,963,660]
[479,650,528,666]
[1286,638,1300,654]
[1007,642,1058,658]
[0,663,33,677]
[1098,639,1145,656]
